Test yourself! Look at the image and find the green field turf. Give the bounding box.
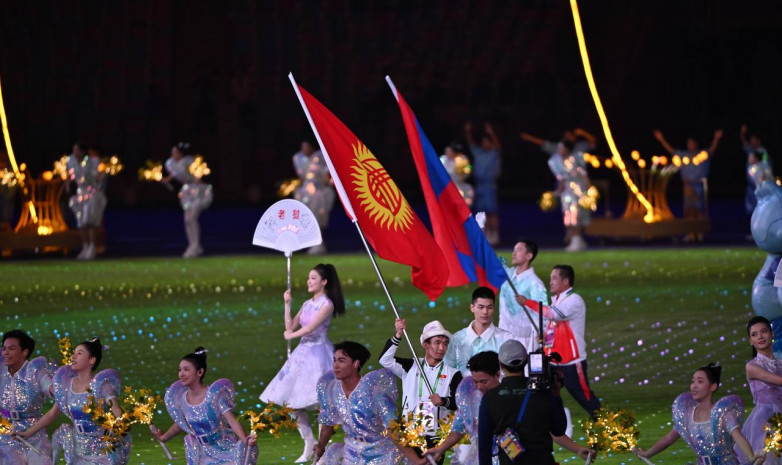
[0,247,767,464]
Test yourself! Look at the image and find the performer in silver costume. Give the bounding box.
[66,142,106,260]
[163,142,213,258]
[0,330,54,465]
[293,141,334,254]
[440,143,475,208]
[152,347,258,465]
[17,338,131,465]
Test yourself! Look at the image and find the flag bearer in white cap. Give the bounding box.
[379,319,463,464]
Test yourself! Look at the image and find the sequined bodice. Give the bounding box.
[67,155,102,191]
[293,151,331,189]
[0,357,52,442]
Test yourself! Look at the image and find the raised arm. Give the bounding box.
[520,132,545,146]
[284,289,302,332]
[653,129,676,155]
[573,127,597,146]
[709,128,723,154]
[485,123,501,151]
[464,121,476,148]
[635,428,680,458]
[740,124,749,148]
[284,300,333,340]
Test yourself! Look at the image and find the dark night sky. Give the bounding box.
[1,0,781,208]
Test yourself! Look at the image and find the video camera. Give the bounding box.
[526,300,561,391]
[527,349,561,391]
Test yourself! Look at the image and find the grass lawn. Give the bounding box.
[0,246,766,464]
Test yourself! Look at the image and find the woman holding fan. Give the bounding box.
[636,363,764,464]
[16,337,131,465]
[260,263,345,463]
[152,347,257,464]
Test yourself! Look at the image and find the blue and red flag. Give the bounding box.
[387,77,507,292]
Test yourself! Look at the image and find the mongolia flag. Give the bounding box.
[289,74,448,301]
[386,77,507,291]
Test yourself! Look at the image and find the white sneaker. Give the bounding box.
[295,438,315,463]
[565,235,587,252]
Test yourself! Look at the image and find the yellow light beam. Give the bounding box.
[569,0,656,223]
[0,72,23,184]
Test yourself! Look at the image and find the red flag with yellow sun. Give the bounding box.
[291,80,448,301]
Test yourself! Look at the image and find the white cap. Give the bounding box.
[420,320,452,346]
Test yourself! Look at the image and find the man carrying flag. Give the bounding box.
[385,76,507,296]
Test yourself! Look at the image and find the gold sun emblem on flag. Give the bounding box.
[350,142,414,231]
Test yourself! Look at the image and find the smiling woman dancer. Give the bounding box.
[152,347,258,464]
[17,337,131,465]
[260,263,345,463]
[636,363,765,464]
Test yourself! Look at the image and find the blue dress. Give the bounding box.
[164,379,258,465]
[672,393,743,465]
[317,369,409,465]
[0,357,54,465]
[51,367,131,465]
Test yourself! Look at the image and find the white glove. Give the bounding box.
[475,212,486,230]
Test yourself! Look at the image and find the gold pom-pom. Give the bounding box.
[58,337,73,366]
[539,191,557,212]
[582,407,640,457]
[764,412,782,457]
[277,178,302,198]
[138,160,164,182]
[241,403,298,438]
[188,156,211,180]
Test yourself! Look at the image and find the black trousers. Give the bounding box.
[557,360,601,416]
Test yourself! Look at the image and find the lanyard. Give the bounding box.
[418,362,445,398]
[515,390,532,424]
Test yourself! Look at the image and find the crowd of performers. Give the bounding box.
[3,248,782,465]
[3,122,768,259]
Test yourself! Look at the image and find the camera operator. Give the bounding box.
[478,340,567,465]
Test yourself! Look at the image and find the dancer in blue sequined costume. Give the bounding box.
[314,341,420,465]
[18,338,131,465]
[637,363,764,464]
[163,142,213,258]
[0,330,54,465]
[152,347,257,465]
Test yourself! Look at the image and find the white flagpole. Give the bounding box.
[288,73,434,395]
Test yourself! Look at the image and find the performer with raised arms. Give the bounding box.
[152,347,258,464]
[260,263,344,463]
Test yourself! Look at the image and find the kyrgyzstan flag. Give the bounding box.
[387,77,507,292]
[290,75,448,301]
